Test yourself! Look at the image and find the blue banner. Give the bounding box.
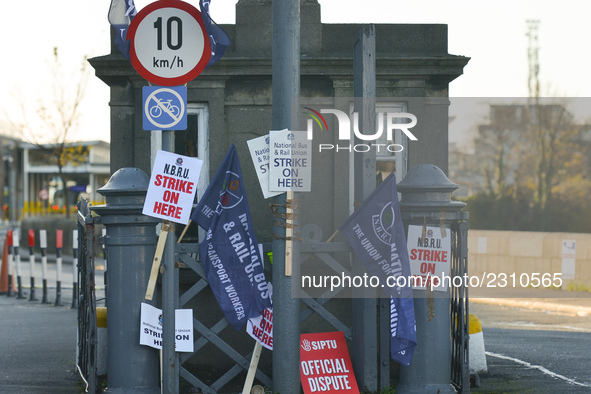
[339,172,417,366]
[108,0,137,60]
[200,0,231,68]
[191,145,271,330]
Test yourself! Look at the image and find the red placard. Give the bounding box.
[300,332,359,393]
[127,0,211,86]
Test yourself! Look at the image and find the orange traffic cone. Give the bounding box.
[0,234,16,295]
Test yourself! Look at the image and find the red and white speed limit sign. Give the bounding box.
[127,0,211,86]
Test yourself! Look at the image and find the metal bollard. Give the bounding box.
[91,167,161,394]
[14,231,25,299]
[54,229,63,306]
[28,230,38,301]
[396,164,467,394]
[71,229,79,309]
[6,230,13,297]
[40,229,50,304]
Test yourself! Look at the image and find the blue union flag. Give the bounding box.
[199,0,231,68]
[108,0,137,60]
[339,172,417,366]
[191,145,271,330]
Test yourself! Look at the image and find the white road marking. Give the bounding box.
[486,351,591,388]
[502,321,591,332]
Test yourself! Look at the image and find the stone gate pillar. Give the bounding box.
[396,164,466,393]
[92,167,161,394]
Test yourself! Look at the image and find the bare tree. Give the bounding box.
[475,104,526,198]
[7,47,90,218]
[522,101,581,212]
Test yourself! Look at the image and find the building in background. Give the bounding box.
[0,134,110,221]
[21,140,110,216]
[90,0,469,242]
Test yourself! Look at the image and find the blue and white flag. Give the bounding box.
[339,172,417,366]
[191,145,271,330]
[108,0,137,60]
[199,0,231,68]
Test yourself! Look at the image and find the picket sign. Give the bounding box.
[300,332,359,393]
[142,150,203,300]
[242,280,273,393]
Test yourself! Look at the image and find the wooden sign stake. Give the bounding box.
[285,191,294,276]
[145,220,172,300]
[242,341,263,394]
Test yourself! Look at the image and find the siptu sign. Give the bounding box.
[300,332,359,393]
[127,0,211,86]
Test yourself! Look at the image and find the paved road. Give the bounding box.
[471,302,591,393]
[0,294,81,393]
[0,226,106,393]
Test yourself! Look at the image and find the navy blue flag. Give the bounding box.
[200,0,231,68]
[339,172,417,366]
[191,145,271,330]
[108,0,137,60]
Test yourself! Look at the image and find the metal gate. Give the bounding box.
[451,221,470,393]
[175,242,273,392]
[174,228,357,393]
[174,222,396,392]
[74,201,470,393]
[76,198,99,393]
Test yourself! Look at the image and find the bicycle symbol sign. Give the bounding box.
[142,85,187,130]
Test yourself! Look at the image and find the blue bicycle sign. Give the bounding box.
[143,86,187,130]
[149,99,180,119]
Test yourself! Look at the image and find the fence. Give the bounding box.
[73,166,470,393]
[76,198,99,393]
[451,221,470,392]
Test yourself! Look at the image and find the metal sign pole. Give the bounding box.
[161,130,179,394]
[271,0,301,392]
[352,25,378,392]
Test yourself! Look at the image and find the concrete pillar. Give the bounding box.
[396,164,466,393]
[91,167,160,394]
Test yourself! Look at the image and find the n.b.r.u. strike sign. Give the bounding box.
[143,150,203,224]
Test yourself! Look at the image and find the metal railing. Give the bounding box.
[76,198,99,393]
[451,220,470,393]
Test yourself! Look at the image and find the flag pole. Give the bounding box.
[177,219,192,244]
[326,229,339,243]
[242,341,263,394]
